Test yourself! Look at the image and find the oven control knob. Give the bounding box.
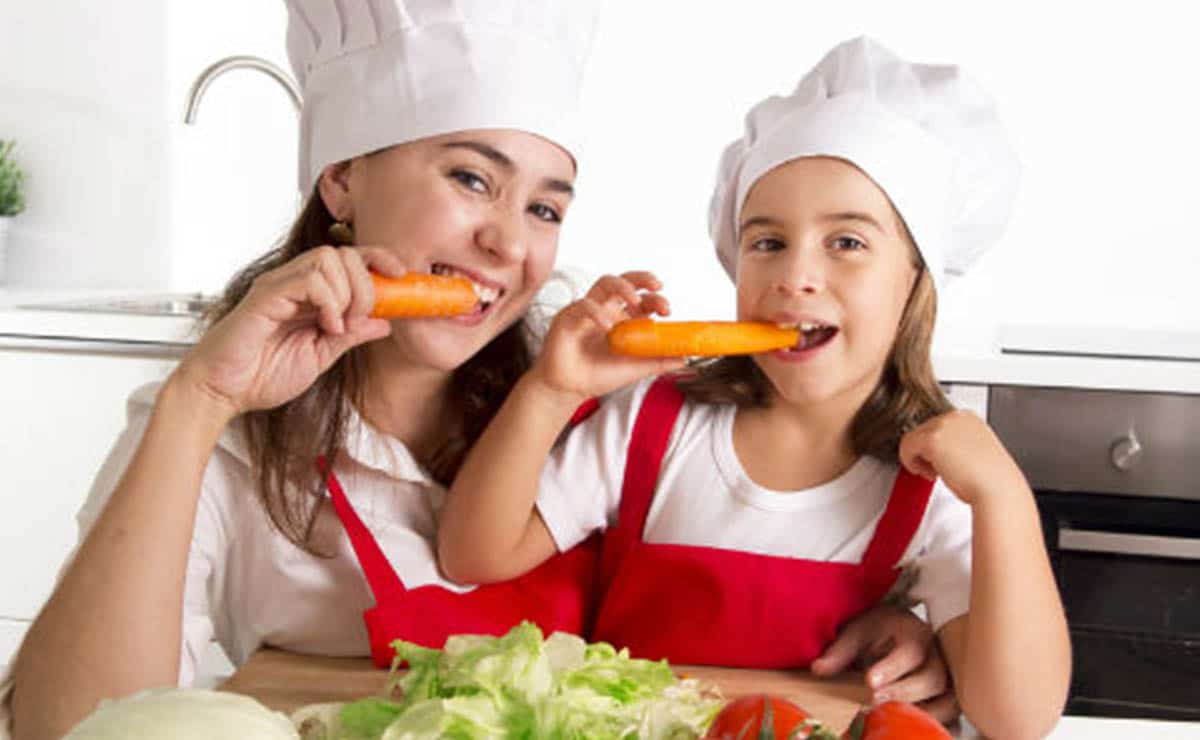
[1109,433,1142,472]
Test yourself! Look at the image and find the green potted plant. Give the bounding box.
[0,138,27,282]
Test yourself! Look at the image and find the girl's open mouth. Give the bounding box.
[772,321,839,359]
[431,263,505,322]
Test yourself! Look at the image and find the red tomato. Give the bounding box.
[704,694,831,740]
[841,701,952,740]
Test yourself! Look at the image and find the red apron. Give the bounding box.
[591,376,934,668]
[322,397,603,667]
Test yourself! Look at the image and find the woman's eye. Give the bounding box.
[450,169,488,193]
[749,237,784,252]
[529,203,562,223]
[831,236,866,251]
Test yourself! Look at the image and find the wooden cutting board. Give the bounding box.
[221,648,873,733]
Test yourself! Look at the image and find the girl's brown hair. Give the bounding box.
[203,194,538,555]
[676,242,951,462]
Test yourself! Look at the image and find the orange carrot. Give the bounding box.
[370,273,479,318]
[608,318,800,357]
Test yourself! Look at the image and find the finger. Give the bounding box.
[356,245,410,279]
[864,631,931,692]
[633,292,672,318]
[618,270,663,291]
[313,247,353,315]
[811,621,872,677]
[586,274,642,316]
[871,659,947,705]
[572,298,615,332]
[338,248,376,320]
[301,266,346,335]
[917,692,962,726]
[322,315,392,359]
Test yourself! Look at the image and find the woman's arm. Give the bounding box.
[438,271,682,585]
[901,411,1070,740]
[10,246,402,740]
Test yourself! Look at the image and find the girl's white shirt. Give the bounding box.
[0,381,470,737]
[536,378,974,633]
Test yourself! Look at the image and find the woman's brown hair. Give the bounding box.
[676,242,952,462]
[202,194,538,555]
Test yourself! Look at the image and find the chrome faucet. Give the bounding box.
[183,55,301,123]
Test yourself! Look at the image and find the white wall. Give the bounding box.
[2,1,1196,345]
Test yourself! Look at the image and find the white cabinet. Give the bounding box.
[0,341,177,666]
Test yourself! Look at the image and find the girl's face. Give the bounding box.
[735,156,918,410]
[323,129,576,372]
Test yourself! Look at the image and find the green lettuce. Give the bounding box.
[291,622,723,740]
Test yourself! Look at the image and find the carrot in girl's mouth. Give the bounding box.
[608,318,802,357]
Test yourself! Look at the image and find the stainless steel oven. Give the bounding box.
[990,385,1200,720]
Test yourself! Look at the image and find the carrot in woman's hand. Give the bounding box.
[370,273,480,318]
[608,318,801,357]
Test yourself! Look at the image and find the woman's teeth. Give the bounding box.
[431,264,501,305]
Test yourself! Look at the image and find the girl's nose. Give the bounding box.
[774,248,824,296]
[475,209,526,263]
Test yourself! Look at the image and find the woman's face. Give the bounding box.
[735,156,918,410]
[323,129,576,372]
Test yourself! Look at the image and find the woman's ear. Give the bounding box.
[317,160,356,222]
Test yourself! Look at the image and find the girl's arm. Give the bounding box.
[900,410,1070,740]
[438,272,682,585]
[9,246,403,740]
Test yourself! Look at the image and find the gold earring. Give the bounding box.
[328,220,355,245]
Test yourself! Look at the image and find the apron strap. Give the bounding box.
[318,456,407,599]
[617,376,686,539]
[860,468,936,572]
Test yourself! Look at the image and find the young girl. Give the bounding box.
[439,37,1071,738]
[2,11,952,740]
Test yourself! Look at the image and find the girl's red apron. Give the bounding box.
[321,400,603,667]
[591,376,934,668]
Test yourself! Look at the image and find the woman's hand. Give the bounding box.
[898,410,1027,507]
[528,271,685,402]
[174,245,409,419]
[811,605,960,724]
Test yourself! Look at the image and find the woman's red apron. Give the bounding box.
[322,398,603,667]
[591,376,934,668]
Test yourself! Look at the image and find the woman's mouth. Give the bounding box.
[430,263,505,322]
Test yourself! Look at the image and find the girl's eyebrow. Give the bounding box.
[820,211,885,232]
[441,140,575,196]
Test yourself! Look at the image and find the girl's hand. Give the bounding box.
[529,271,685,402]
[174,245,409,419]
[898,410,1027,507]
[811,604,960,724]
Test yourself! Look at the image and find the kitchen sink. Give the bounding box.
[20,293,216,317]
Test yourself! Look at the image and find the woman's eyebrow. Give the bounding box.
[441,140,574,196]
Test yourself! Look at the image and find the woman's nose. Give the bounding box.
[475,209,526,263]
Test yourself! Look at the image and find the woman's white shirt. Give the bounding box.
[0,381,468,737]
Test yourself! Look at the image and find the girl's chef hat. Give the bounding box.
[285,0,602,193]
[709,36,1020,292]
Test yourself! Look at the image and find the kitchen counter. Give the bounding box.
[0,288,200,354]
[221,649,1197,738]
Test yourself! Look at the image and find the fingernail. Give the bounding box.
[873,691,890,704]
[867,670,884,688]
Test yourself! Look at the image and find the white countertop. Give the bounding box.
[4,288,1200,394]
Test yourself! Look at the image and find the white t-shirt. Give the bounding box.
[0,382,469,738]
[536,378,974,633]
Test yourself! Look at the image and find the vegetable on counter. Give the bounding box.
[704,694,837,740]
[841,701,953,740]
[62,688,298,740]
[370,273,480,319]
[607,318,802,358]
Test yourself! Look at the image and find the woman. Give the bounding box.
[5,4,957,739]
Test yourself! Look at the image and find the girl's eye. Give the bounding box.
[831,236,866,251]
[529,203,562,223]
[749,237,784,252]
[450,169,488,193]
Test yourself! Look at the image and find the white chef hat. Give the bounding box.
[708,36,1020,292]
[285,1,602,194]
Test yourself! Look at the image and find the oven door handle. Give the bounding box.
[1059,528,1200,560]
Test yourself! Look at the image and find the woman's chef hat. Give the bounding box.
[708,36,1020,291]
[285,0,602,193]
